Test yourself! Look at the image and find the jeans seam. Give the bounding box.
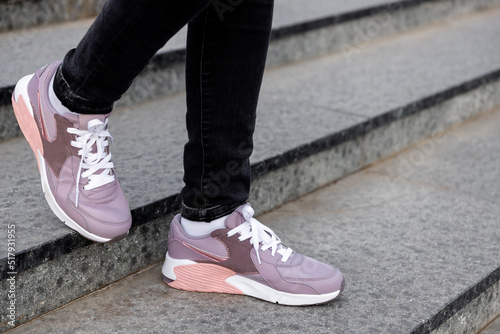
[198,10,210,207]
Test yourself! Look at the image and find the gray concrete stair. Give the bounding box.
[1,2,500,332]
[0,0,401,33]
[6,102,500,334]
[1,0,499,141]
[0,0,105,32]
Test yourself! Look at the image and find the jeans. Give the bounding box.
[53,0,274,221]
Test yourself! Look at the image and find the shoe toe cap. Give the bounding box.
[64,182,133,240]
[77,199,132,240]
[277,255,345,295]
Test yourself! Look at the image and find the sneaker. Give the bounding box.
[11,61,132,242]
[162,204,345,306]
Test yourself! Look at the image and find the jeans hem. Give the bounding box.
[181,201,246,222]
[54,64,114,115]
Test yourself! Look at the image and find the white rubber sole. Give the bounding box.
[162,252,341,306]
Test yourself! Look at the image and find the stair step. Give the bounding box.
[4,0,496,33]
[7,103,500,334]
[1,0,403,88]
[1,5,500,332]
[0,0,104,33]
[0,0,402,33]
[1,0,499,141]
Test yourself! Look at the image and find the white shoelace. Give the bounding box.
[227,206,293,264]
[67,119,115,207]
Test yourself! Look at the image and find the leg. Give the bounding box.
[181,0,275,221]
[164,0,344,306]
[55,0,215,114]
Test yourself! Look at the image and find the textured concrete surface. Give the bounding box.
[369,106,500,205]
[0,0,395,33]
[6,105,500,334]
[251,79,500,216]
[267,0,500,65]
[0,0,395,87]
[262,8,500,120]
[0,0,106,32]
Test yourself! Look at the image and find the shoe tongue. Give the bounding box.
[62,113,108,130]
[79,114,107,130]
[70,113,114,186]
[224,204,249,229]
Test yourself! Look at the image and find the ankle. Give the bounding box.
[180,215,227,237]
[48,74,73,116]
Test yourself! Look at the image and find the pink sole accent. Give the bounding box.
[167,263,244,295]
[12,95,43,169]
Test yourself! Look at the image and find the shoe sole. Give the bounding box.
[12,74,125,243]
[161,252,342,306]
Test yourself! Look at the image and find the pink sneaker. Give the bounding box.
[12,61,132,242]
[162,204,345,306]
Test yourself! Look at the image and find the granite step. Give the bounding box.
[1,5,500,332]
[0,0,394,32]
[1,0,500,141]
[6,100,500,334]
[0,0,104,32]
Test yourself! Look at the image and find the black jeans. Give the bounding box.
[54,0,274,221]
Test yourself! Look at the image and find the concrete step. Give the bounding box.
[1,6,500,332]
[0,0,402,33]
[0,0,105,33]
[2,0,496,33]
[6,102,500,334]
[1,0,499,141]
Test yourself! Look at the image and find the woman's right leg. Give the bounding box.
[181,0,274,221]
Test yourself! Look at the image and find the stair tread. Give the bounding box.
[1,7,499,267]
[8,101,500,334]
[0,0,399,88]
